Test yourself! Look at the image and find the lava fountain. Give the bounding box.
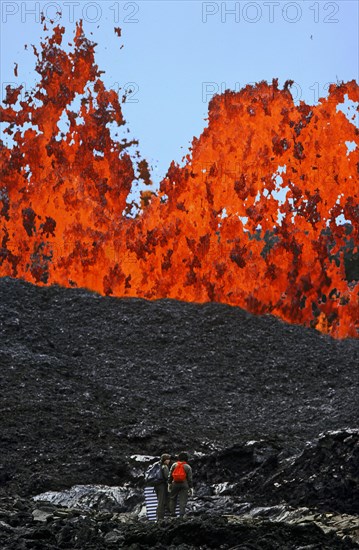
[0,23,358,338]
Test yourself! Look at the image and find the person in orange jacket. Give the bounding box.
[167,451,193,517]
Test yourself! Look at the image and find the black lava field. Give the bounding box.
[0,277,358,549]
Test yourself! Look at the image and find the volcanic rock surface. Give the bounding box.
[0,277,359,549]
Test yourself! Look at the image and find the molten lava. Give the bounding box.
[1,23,358,338]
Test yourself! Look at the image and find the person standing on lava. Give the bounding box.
[155,453,171,521]
[168,451,193,518]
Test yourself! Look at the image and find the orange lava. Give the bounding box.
[1,24,358,338]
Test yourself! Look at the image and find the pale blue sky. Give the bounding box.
[1,0,358,186]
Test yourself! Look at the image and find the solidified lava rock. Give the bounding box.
[0,496,358,550]
[0,277,359,548]
[251,429,359,514]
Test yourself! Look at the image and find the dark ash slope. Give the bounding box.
[1,277,358,495]
[0,277,359,549]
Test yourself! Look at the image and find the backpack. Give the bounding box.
[144,462,164,485]
[172,461,187,482]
